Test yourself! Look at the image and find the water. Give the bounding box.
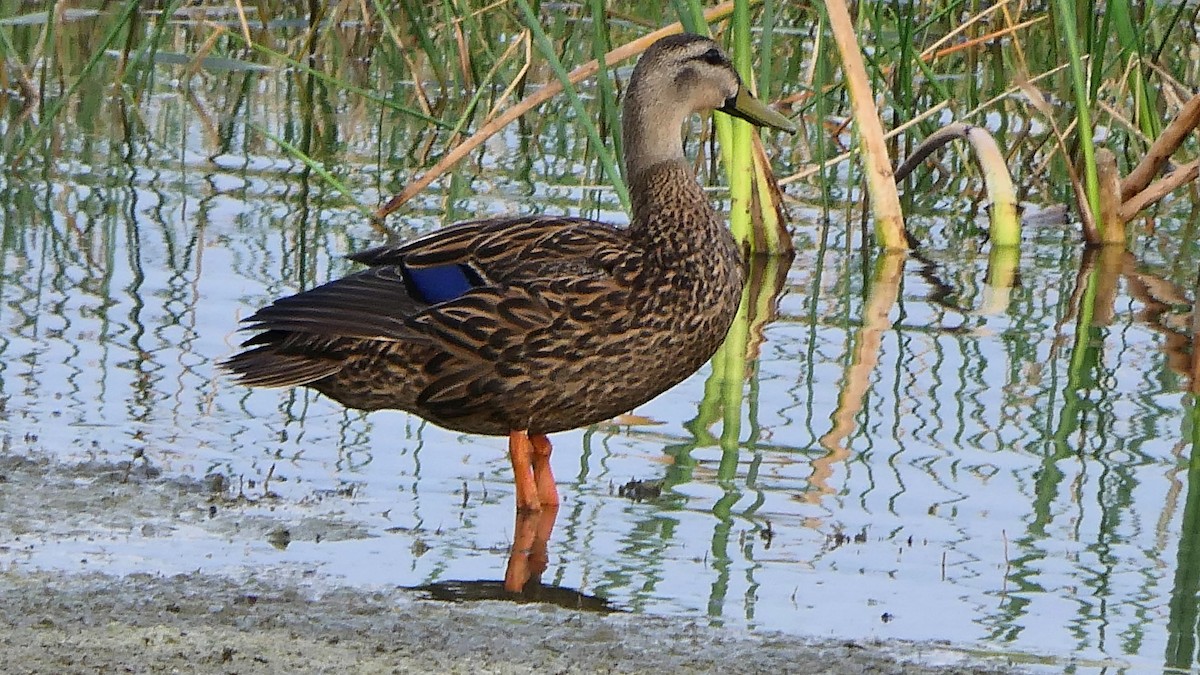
[2,33,1198,675]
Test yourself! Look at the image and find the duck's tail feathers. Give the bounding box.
[221,345,342,389]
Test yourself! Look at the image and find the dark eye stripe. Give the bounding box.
[691,47,726,66]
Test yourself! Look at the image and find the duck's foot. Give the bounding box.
[503,507,559,593]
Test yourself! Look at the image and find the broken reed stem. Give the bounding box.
[1120,159,1200,222]
[1083,93,1200,232]
[1121,92,1200,201]
[894,122,1019,247]
[1096,148,1126,246]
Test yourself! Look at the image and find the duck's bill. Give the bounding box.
[719,88,797,133]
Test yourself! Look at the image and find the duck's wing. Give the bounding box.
[239,215,633,340]
[227,215,639,398]
[225,263,432,388]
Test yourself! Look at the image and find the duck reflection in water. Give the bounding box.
[407,509,617,611]
[504,509,557,594]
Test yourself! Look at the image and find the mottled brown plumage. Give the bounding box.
[224,33,795,512]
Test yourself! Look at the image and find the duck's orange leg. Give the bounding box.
[530,433,559,508]
[508,430,541,512]
[504,433,559,592]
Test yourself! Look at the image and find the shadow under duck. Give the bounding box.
[224,33,796,513]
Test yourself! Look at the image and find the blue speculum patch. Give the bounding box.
[404,263,479,304]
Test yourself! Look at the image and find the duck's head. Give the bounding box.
[622,34,795,177]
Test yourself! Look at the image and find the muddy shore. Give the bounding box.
[0,452,1027,673]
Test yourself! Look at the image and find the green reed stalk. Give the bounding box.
[674,0,707,31]
[1108,0,1161,139]
[394,0,447,89]
[679,0,790,253]
[812,20,835,213]
[724,0,756,248]
[1152,2,1192,65]
[126,0,186,98]
[1051,0,1101,229]
[514,0,630,213]
[757,0,775,101]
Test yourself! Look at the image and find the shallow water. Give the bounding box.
[2,28,1199,675]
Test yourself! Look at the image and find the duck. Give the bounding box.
[224,32,796,515]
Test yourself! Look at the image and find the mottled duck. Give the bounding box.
[225,33,796,514]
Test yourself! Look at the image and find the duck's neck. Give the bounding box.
[621,85,692,181]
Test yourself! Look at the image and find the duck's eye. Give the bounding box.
[700,48,724,65]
